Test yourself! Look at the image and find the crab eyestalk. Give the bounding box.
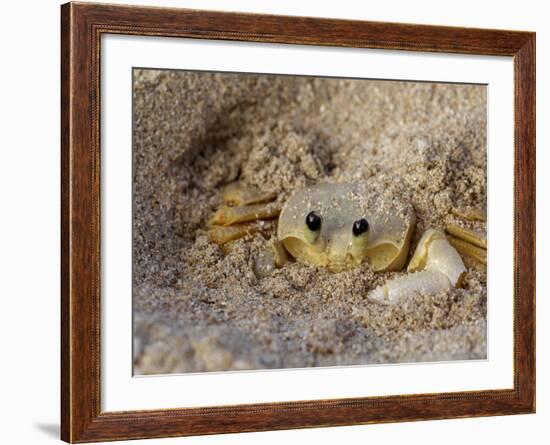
[303,211,322,244]
[350,217,369,256]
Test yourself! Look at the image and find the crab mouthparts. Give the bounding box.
[326,256,356,271]
[324,242,362,270]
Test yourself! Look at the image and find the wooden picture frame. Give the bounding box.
[61,2,535,442]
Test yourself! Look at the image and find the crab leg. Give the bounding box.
[208,183,280,247]
[445,206,487,265]
[208,220,275,245]
[445,224,487,249]
[368,229,466,305]
[448,235,487,265]
[209,202,281,226]
[223,183,277,206]
[452,207,486,222]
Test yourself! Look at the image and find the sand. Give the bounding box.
[132,69,487,375]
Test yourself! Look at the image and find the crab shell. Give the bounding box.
[277,182,416,272]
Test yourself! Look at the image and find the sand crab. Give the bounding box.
[208,181,486,304]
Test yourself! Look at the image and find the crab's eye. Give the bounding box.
[352,218,369,237]
[306,211,322,232]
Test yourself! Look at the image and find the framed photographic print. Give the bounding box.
[61,2,535,442]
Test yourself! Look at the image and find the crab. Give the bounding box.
[207,181,486,304]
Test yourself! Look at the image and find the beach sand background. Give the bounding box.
[132,69,487,375]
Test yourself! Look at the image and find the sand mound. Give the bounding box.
[133,69,486,374]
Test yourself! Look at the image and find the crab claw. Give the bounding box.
[368,229,466,305]
[367,270,451,305]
